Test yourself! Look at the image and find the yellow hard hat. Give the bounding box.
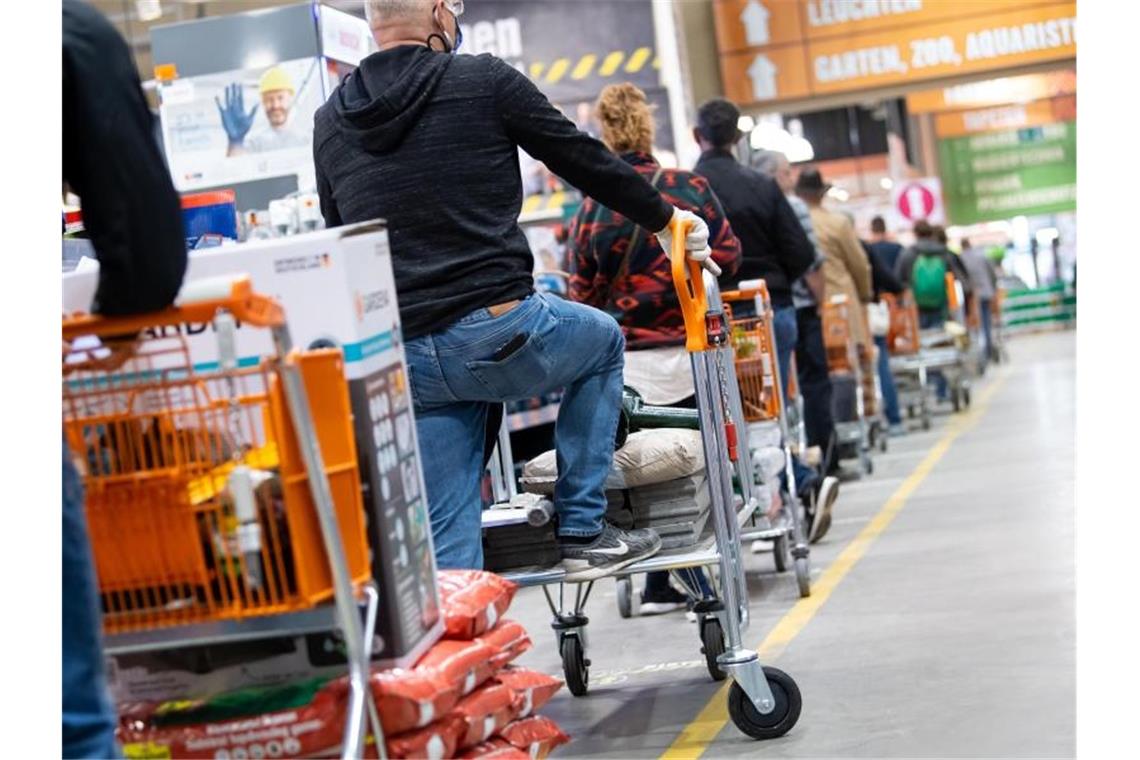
[258,66,294,95]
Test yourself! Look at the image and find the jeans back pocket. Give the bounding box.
[464,331,551,400]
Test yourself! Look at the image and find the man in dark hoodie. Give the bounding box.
[313,0,718,578]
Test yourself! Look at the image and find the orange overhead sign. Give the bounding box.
[934,94,1075,137]
[907,69,1076,113]
[714,0,1077,106]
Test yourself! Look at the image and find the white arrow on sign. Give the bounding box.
[748,54,778,101]
[740,0,771,47]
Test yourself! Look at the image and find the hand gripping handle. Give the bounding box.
[669,217,709,353]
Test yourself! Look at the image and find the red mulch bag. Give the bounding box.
[476,620,532,669]
[452,682,522,750]
[416,639,499,695]
[499,716,571,759]
[493,667,563,718]
[459,738,531,759]
[118,678,347,759]
[383,714,465,760]
[437,570,518,639]
[371,668,461,736]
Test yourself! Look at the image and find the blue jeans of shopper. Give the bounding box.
[874,335,901,425]
[405,293,625,569]
[919,308,949,400]
[63,445,118,759]
[773,306,819,496]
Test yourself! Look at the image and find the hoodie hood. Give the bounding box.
[914,239,947,255]
[332,46,453,153]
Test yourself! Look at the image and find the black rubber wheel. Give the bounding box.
[963,387,972,408]
[878,431,888,453]
[795,557,811,598]
[615,577,633,619]
[772,533,790,573]
[922,412,932,431]
[862,453,873,476]
[561,636,589,697]
[907,404,915,419]
[951,388,962,413]
[700,618,727,681]
[727,667,802,740]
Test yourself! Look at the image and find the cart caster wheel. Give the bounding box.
[561,636,589,697]
[700,618,727,682]
[862,456,873,476]
[727,667,802,740]
[772,533,790,573]
[951,389,962,413]
[616,577,633,619]
[907,405,915,419]
[879,433,888,453]
[963,388,972,408]
[922,414,932,431]
[795,557,811,598]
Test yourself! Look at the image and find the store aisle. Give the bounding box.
[507,330,1075,758]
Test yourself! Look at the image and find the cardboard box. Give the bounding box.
[65,222,442,672]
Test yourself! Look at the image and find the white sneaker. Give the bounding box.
[809,476,840,544]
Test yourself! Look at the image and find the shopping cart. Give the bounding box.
[917,273,974,413]
[884,291,932,431]
[820,294,874,475]
[63,275,384,760]
[721,281,812,598]
[488,221,803,739]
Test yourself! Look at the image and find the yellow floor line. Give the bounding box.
[661,370,1011,760]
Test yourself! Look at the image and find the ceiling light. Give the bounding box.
[738,115,756,133]
[880,177,894,190]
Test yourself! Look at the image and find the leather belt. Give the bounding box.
[487,299,522,318]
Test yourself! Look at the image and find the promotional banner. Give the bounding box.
[159,57,324,193]
[713,0,1076,106]
[934,94,1075,138]
[938,121,1076,225]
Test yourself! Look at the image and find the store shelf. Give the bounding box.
[507,403,560,431]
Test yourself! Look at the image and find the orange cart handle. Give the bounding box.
[669,217,709,353]
[722,278,771,309]
[63,274,285,340]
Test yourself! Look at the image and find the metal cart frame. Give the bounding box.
[494,223,803,740]
[63,276,385,760]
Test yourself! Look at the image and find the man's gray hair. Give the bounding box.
[365,0,431,28]
[751,149,787,177]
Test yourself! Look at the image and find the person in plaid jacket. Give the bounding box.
[567,83,741,614]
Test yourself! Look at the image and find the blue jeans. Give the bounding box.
[405,294,625,569]
[919,308,949,400]
[773,306,819,497]
[874,335,901,425]
[63,445,118,759]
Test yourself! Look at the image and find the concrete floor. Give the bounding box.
[507,330,1075,758]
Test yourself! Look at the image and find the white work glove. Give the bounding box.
[655,208,721,277]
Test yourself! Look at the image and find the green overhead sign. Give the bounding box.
[939,121,1076,226]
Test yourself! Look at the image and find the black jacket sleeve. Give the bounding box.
[492,59,673,233]
[314,155,342,229]
[865,242,904,297]
[62,0,186,316]
[771,186,816,283]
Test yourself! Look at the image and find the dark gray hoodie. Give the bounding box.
[313,46,672,339]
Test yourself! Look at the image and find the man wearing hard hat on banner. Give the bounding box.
[218,66,311,156]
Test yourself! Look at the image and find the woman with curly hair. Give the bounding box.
[567,83,742,615]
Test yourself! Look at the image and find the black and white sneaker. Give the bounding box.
[560,523,662,582]
[808,475,840,544]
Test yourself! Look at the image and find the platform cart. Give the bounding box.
[821,293,874,475]
[721,281,812,598]
[490,222,803,741]
[919,273,975,413]
[63,276,384,760]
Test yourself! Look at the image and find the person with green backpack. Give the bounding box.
[896,220,972,329]
[896,221,972,402]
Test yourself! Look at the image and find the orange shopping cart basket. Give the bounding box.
[62,276,371,635]
[883,292,921,356]
[820,294,857,374]
[722,284,780,423]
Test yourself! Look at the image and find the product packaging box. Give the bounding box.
[65,221,441,681]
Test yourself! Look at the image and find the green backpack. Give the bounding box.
[912,253,947,310]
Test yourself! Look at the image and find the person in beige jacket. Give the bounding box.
[794,167,873,352]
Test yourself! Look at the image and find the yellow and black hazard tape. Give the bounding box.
[527,47,661,85]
